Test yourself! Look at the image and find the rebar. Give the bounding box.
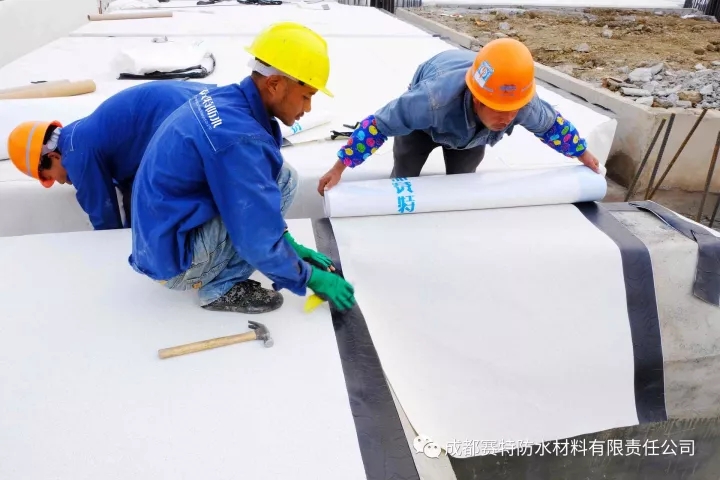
[709,192,720,228]
[645,113,675,200]
[624,118,666,202]
[696,129,720,223]
[649,108,707,200]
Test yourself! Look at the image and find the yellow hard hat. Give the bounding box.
[245,21,333,97]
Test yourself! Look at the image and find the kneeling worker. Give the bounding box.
[318,38,601,194]
[6,80,216,230]
[128,22,356,314]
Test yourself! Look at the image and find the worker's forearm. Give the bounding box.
[534,111,588,158]
[336,115,388,168]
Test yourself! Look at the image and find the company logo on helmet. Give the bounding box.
[499,84,517,96]
[473,61,494,89]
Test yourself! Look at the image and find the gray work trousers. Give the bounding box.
[390,129,486,178]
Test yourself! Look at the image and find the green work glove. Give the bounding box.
[283,230,334,270]
[307,265,356,311]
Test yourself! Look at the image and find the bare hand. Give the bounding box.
[578,150,601,174]
[317,162,346,196]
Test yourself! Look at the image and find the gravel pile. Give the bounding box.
[602,45,720,109]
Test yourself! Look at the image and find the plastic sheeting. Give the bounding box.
[111,39,215,76]
[328,203,642,457]
[323,165,607,218]
[0,221,367,480]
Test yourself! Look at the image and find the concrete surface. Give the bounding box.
[396,7,720,196]
[0,0,97,67]
[611,209,720,420]
[604,176,720,228]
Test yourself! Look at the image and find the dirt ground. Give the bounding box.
[417,8,720,85]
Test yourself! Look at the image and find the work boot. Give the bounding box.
[202,279,283,314]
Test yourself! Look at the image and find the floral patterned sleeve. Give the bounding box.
[336,115,388,168]
[534,111,587,157]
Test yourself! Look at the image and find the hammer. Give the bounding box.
[157,320,273,359]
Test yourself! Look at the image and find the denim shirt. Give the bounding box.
[373,49,557,149]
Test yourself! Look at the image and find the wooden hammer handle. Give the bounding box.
[158,331,257,359]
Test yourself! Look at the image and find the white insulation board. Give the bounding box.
[0,180,93,237]
[329,204,640,456]
[0,222,367,480]
[72,2,429,37]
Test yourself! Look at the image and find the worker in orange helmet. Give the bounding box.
[5,81,216,230]
[317,38,601,194]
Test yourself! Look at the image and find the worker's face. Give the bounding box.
[267,76,317,126]
[39,152,70,186]
[472,97,519,132]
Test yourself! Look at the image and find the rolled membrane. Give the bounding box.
[323,165,607,218]
[279,109,331,139]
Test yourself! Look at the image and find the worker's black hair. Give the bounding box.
[38,124,60,172]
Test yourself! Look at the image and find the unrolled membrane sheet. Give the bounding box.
[323,164,607,218]
[328,203,642,457]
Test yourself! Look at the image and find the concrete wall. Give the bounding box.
[0,0,98,68]
[396,8,720,195]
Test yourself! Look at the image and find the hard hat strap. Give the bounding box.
[41,127,62,156]
[248,58,303,86]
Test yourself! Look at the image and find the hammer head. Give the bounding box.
[248,320,273,348]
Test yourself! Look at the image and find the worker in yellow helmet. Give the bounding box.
[128,22,356,315]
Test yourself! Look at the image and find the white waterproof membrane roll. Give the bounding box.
[323,165,607,218]
[278,109,331,139]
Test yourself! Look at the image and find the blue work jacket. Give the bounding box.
[374,49,557,149]
[128,78,310,296]
[57,80,216,230]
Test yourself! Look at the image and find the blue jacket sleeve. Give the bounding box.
[337,85,434,168]
[67,151,124,230]
[203,137,311,296]
[517,94,589,158]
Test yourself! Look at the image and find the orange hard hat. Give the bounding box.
[7,120,62,188]
[465,38,536,112]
